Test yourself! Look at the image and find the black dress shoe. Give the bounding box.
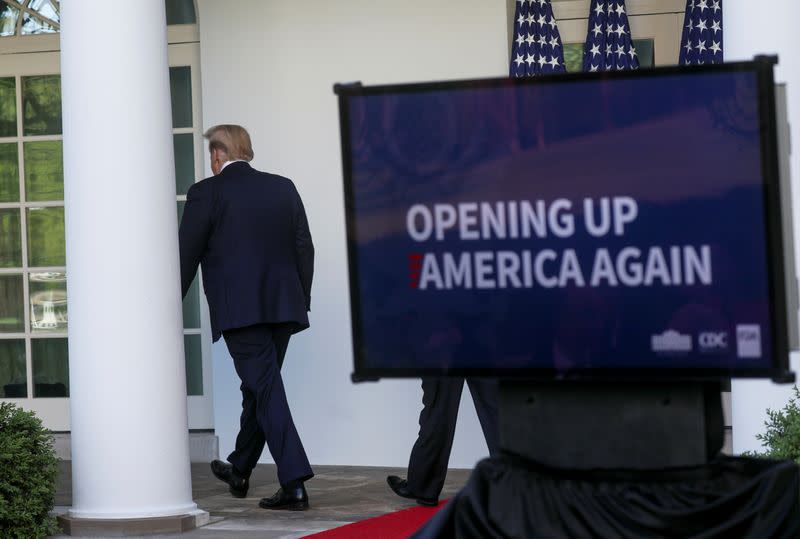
[259,482,309,511]
[387,475,438,506]
[210,459,249,498]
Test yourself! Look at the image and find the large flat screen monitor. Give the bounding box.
[335,60,796,382]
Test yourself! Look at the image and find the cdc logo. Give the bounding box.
[699,332,728,353]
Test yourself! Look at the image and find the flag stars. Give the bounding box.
[592,23,603,37]
[615,3,625,16]
[696,18,708,33]
[696,40,707,54]
[590,43,601,58]
[710,40,721,55]
[510,0,566,76]
[594,2,605,16]
[697,0,708,13]
[712,0,720,13]
[711,20,721,34]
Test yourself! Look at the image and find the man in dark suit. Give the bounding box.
[387,378,499,506]
[179,124,314,511]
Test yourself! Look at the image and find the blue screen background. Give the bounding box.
[344,70,775,373]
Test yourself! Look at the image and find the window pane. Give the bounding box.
[0,209,21,268]
[563,39,655,73]
[28,0,58,24]
[27,206,65,267]
[0,3,19,37]
[24,140,63,201]
[174,133,195,195]
[634,39,655,69]
[32,338,69,397]
[0,274,23,333]
[22,75,62,136]
[184,334,202,396]
[0,143,19,202]
[0,77,16,137]
[166,0,196,25]
[30,271,66,333]
[0,340,26,398]
[563,43,583,73]
[177,202,201,328]
[21,11,57,35]
[183,276,200,328]
[169,67,192,128]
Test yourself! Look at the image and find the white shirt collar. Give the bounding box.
[220,159,247,172]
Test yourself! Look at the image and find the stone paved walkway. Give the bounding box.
[50,461,471,538]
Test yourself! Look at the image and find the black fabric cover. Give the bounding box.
[413,454,800,538]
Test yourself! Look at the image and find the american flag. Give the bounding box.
[510,0,566,76]
[582,0,639,72]
[679,0,723,64]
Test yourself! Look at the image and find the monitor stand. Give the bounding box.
[498,380,724,469]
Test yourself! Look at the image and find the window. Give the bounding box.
[563,39,655,72]
[0,72,68,399]
[0,0,59,37]
[171,64,204,397]
[0,0,196,38]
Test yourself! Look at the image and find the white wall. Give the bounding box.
[726,0,800,454]
[198,0,509,467]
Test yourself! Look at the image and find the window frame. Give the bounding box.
[0,54,68,428]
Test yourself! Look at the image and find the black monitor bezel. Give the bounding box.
[335,59,795,383]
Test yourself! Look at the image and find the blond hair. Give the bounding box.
[203,124,254,161]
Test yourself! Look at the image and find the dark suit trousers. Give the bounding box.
[407,378,500,500]
[222,323,313,486]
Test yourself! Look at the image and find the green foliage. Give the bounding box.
[0,402,59,538]
[750,385,800,462]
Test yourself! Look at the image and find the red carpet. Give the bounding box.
[304,502,447,538]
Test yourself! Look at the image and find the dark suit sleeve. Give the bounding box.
[179,182,213,298]
[293,190,314,311]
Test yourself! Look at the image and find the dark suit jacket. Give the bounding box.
[179,161,314,341]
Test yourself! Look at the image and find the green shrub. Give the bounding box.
[748,385,800,462]
[0,402,59,538]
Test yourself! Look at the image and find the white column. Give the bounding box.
[726,1,800,455]
[60,0,196,519]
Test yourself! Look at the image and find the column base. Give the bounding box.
[57,509,209,536]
